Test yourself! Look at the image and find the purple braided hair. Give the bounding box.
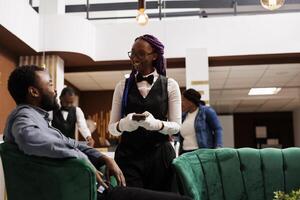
[136,34,166,76]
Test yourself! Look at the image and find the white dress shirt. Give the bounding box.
[49,107,91,139]
[108,71,182,136]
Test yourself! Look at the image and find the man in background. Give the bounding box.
[52,87,95,147]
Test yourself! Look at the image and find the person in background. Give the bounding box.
[108,34,181,192]
[4,65,192,200]
[52,87,95,147]
[180,88,223,154]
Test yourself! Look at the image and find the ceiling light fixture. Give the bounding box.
[260,0,285,10]
[248,87,281,96]
[136,0,149,26]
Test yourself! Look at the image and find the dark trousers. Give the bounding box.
[115,142,176,191]
[98,186,192,200]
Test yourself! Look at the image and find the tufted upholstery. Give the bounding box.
[0,142,97,200]
[172,148,300,200]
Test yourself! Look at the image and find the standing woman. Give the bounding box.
[180,88,223,154]
[108,34,181,192]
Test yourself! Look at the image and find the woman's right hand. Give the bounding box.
[117,113,139,132]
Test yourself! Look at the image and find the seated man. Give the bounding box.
[4,65,191,200]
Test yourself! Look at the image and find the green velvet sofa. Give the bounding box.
[0,142,97,200]
[172,147,300,200]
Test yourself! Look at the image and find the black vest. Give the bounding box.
[121,75,169,152]
[52,107,77,139]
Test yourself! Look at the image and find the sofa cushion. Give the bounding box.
[173,147,300,200]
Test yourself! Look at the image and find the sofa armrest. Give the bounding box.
[0,143,97,200]
[173,153,205,200]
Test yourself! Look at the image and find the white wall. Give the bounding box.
[0,0,40,50]
[41,15,96,58]
[0,0,96,56]
[2,0,300,61]
[219,115,235,147]
[94,13,300,60]
[293,108,300,147]
[185,48,210,102]
[39,0,65,15]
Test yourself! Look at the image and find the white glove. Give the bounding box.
[118,113,139,132]
[139,111,163,131]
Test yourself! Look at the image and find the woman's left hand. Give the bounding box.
[139,111,164,131]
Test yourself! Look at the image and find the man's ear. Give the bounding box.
[28,86,40,98]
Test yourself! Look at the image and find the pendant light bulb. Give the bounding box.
[260,0,285,10]
[136,9,149,26]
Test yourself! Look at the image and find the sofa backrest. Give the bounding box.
[172,148,300,200]
[0,142,97,200]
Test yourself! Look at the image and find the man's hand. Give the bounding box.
[86,136,95,147]
[95,170,109,189]
[101,155,126,187]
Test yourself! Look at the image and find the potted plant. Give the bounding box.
[274,189,300,200]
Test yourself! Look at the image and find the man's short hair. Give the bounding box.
[60,87,76,98]
[8,65,45,105]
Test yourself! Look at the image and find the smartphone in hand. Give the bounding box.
[132,113,146,121]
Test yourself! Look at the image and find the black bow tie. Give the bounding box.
[136,74,154,85]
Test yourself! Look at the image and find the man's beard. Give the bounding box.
[40,93,59,111]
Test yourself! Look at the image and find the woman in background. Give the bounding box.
[108,34,181,192]
[180,88,223,154]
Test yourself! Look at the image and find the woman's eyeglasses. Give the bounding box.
[128,51,154,60]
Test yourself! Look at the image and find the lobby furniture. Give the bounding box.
[173,147,300,200]
[0,142,97,200]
